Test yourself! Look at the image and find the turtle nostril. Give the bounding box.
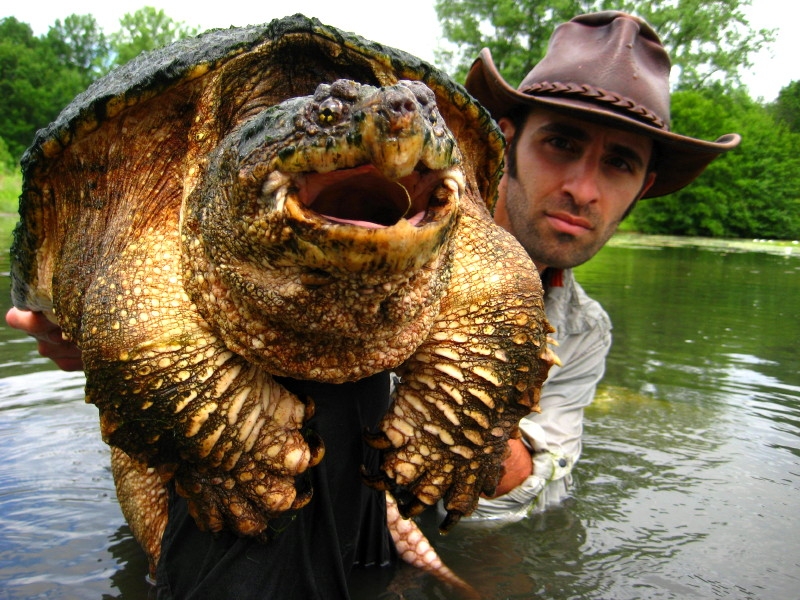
[392,99,416,114]
[385,88,418,118]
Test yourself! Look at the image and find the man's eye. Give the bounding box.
[608,156,633,172]
[546,136,573,152]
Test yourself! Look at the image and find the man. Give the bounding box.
[465,11,739,520]
[6,10,740,596]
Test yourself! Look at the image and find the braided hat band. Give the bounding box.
[520,81,668,131]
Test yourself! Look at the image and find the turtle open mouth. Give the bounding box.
[295,164,462,229]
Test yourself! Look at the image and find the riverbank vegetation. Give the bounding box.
[1,3,798,240]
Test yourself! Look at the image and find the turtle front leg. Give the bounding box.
[366,208,555,530]
[79,230,320,537]
[89,311,321,537]
[111,446,167,579]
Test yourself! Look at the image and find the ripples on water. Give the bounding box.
[0,228,798,599]
[414,240,800,600]
[0,370,151,599]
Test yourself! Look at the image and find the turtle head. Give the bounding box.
[181,79,465,381]
[274,78,460,181]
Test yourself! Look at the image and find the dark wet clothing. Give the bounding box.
[155,372,395,599]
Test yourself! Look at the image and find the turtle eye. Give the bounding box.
[318,97,344,125]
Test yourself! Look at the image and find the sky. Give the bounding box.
[5,0,795,102]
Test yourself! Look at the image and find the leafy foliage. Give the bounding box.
[768,80,800,133]
[0,137,15,174]
[0,9,197,163]
[630,86,800,240]
[110,7,198,67]
[434,0,775,88]
[45,14,110,86]
[0,17,86,159]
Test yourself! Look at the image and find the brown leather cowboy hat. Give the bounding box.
[465,11,741,198]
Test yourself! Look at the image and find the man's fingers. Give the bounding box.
[6,308,84,371]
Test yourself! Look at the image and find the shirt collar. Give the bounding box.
[543,268,565,290]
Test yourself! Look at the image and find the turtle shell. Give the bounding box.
[12,14,503,314]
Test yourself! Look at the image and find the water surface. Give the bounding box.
[1,221,798,599]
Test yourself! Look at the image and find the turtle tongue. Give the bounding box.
[323,211,426,229]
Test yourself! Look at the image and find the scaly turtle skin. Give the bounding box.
[11,14,554,578]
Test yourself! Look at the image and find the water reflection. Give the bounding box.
[572,239,800,600]
[1,221,798,599]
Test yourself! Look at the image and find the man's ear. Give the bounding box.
[497,117,516,146]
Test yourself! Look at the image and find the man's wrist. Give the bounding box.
[491,438,533,497]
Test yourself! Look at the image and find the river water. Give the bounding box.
[0,221,798,599]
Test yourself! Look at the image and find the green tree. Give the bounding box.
[0,17,85,160]
[631,86,800,240]
[0,136,15,173]
[0,9,198,162]
[769,80,800,133]
[110,6,198,66]
[45,14,111,85]
[435,0,774,88]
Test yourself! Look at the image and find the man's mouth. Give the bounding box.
[545,211,593,236]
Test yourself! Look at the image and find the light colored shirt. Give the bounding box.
[466,268,612,520]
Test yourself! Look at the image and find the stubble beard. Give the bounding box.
[505,179,620,271]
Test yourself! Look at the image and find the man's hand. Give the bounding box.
[5,307,84,371]
[489,438,533,497]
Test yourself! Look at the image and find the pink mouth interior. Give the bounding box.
[300,165,440,229]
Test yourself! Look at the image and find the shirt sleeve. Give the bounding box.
[465,308,611,522]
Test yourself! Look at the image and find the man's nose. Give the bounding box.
[562,159,600,206]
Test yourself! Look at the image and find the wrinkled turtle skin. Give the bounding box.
[11,14,555,578]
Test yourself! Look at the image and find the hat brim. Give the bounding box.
[465,49,741,198]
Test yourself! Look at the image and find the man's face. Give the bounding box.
[496,108,656,271]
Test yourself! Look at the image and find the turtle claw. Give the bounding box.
[305,429,325,467]
[363,428,392,450]
[360,465,392,491]
[361,469,432,518]
[174,462,303,536]
[438,510,463,534]
[303,395,316,421]
[291,481,314,510]
[394,495,429,519]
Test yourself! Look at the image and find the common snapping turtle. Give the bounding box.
[11,13,554,580]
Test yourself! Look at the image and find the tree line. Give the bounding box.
[1,3,798,239]
[0,8,197,162]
